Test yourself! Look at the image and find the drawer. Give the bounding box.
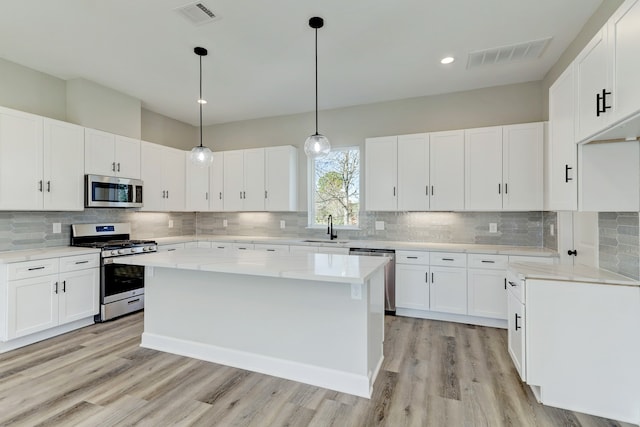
[59,253,100,273]
[468,253,508,270]
[509,255,555,265]
[396,251,429,265]
[430,252,466,267]
[506,270,525,303]
[8,258,59,280]
[158,243,185,252]
[254,244,289,253]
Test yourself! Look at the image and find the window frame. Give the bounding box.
[307,145,361,230]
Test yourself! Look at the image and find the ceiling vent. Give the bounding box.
[175,2,219,26]
[466,37,552,69]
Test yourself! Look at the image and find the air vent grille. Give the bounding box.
[175,2,219,26]
[467,37,552,69]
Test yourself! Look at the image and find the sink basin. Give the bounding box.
[301,239,348,244]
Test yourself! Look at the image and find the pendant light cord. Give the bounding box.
[314,26,318,136]
[199,54,204,148]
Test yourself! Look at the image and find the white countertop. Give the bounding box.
[0,246,101,264]
[156,234,558,257]
[508,262,640,287]
[115,248,389,284]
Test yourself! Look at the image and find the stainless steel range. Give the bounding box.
[71,223,157,322]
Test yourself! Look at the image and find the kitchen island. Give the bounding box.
[115,248,388,398]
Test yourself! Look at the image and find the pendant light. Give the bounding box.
[304,16,331,159]
[190,46,214,167]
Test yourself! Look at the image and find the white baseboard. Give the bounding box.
[0,317,94,354]
[141,332,378,398]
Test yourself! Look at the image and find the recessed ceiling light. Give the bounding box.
[440,56,455,65]
[197,99,207,104]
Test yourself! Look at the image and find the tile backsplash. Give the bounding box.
[598,212,639,280]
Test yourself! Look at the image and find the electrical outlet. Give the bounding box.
[351,283,362,300]
[223,219,228,228]
[375,221,385,231]
[550,224,555,236]
[489,223,498,233]
[168,220,174,228]
[280,220,286,229]
[52,223,61,234]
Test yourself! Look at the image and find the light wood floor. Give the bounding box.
[0,312,633,427]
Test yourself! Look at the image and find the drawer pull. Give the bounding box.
[442,258,454,261]
[62,280,66,292]
[266,249,276,252]
[238,247,247,250]
[54,282,58,294]
[406,256,418,259]
[28,266,46,271]
[515,313,522,331]
[128,298,141,304]
[481,260,495,263]
[167,249,176,251]
[216,246,225,249]
[508,281,517,287]
[75,260,89,265]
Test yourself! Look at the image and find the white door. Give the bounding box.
[502,123,543,211]
[185,152,210,211]
[162,146,186,212]
[0,107,44,210]
[243,148,265,211]
[114,135,141,179]
[429,266,467,315]
[574,28,610,142]
[464,126,502,210]
[467,269,508,319]
[265,146,297,211]
[8,275,59,339]
[43,118,84,211]
[58,269,99,324]
[140,141,165,211]
[609,0,640,124]
[365,136,397,211]
[397,133,429,211]
[209,152,224,211]
[395,264,430,310]
[547,66,578,211]
[84,128,115,176]
[507,290,526,381]
[223,150,244,211]
[430,130,465,211]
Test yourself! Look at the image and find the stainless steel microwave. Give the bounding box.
[85,175,143,208]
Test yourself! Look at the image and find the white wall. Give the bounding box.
[206,81,543,210]
[141,108,197,150]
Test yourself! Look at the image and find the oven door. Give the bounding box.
[102,258,145,303]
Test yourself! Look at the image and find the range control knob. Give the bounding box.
[147,246,156,252]
[111,250,118,256]
[118,249,125,255]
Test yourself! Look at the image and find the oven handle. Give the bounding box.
[128,298,141,304]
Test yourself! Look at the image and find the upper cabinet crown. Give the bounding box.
[365,131,464,211]
[575,0,640,143]
[84,128,141,179]
[0,107,84,211]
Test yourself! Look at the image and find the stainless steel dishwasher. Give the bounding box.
[349,248,396,314]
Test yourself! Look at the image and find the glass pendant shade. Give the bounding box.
[190,145,213,167]
[304,133,331,158]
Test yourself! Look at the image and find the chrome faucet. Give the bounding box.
[327,215,338,240]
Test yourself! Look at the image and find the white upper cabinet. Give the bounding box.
[574,0,640,142]
[209,153,224,211]
[367,132,464,212]
[223,148,265,212]
[185,153,210,212]
[465,123,543,211]
[397,134,429,211]
[429,130,465,211]
[465,126,503,210]
[265,146,298,212]
[85,128,141,179]
[502,123,543,211]
[140,141,185,212]
[547,65,578,211]
[43,118,85,211]
[0,108,83,211]
[365,136,398,211]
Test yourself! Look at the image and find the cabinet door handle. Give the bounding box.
[240,191,243,199]
[597,89,612,117]
[265,190,268,199]
[38,180,43,192]
[481,260,495,263]
[393,186,396,197]
[112,162,116,172]
[128,298,141,304]
[504,278,507,290]
[425,186,428,196]
[565,164,573,182]
[205,192,209,200]
[166,190,169,199]
[596,92,602,116]
[219,192,222,200]
[75,260,89,265]
[47,181,51,192]
[567,249,577,256]
[442,258,454,261]
[54,282,58,294]
[425,272,428,283]
[504,183,508,194]
[243,191,246,199]
[28,266,45,271]
[117,162,121,172]
[431,185,434,196]
[515,313,521,331]
[498,183,501,194]
[508,280,517,287]
[62,280,66,292]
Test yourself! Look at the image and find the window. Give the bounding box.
[309,147,360,227]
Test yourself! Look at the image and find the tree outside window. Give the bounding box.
[310,147,360,226]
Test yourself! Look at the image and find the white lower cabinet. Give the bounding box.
[396,264,429,310]
[467,254,509,319]
[2,253,99,342]
[254,244,289,253]
[507,285,526,380]
[430,265,467,315]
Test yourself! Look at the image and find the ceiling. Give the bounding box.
[0,0,602,126]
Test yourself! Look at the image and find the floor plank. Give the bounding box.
[0,312,634,427]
